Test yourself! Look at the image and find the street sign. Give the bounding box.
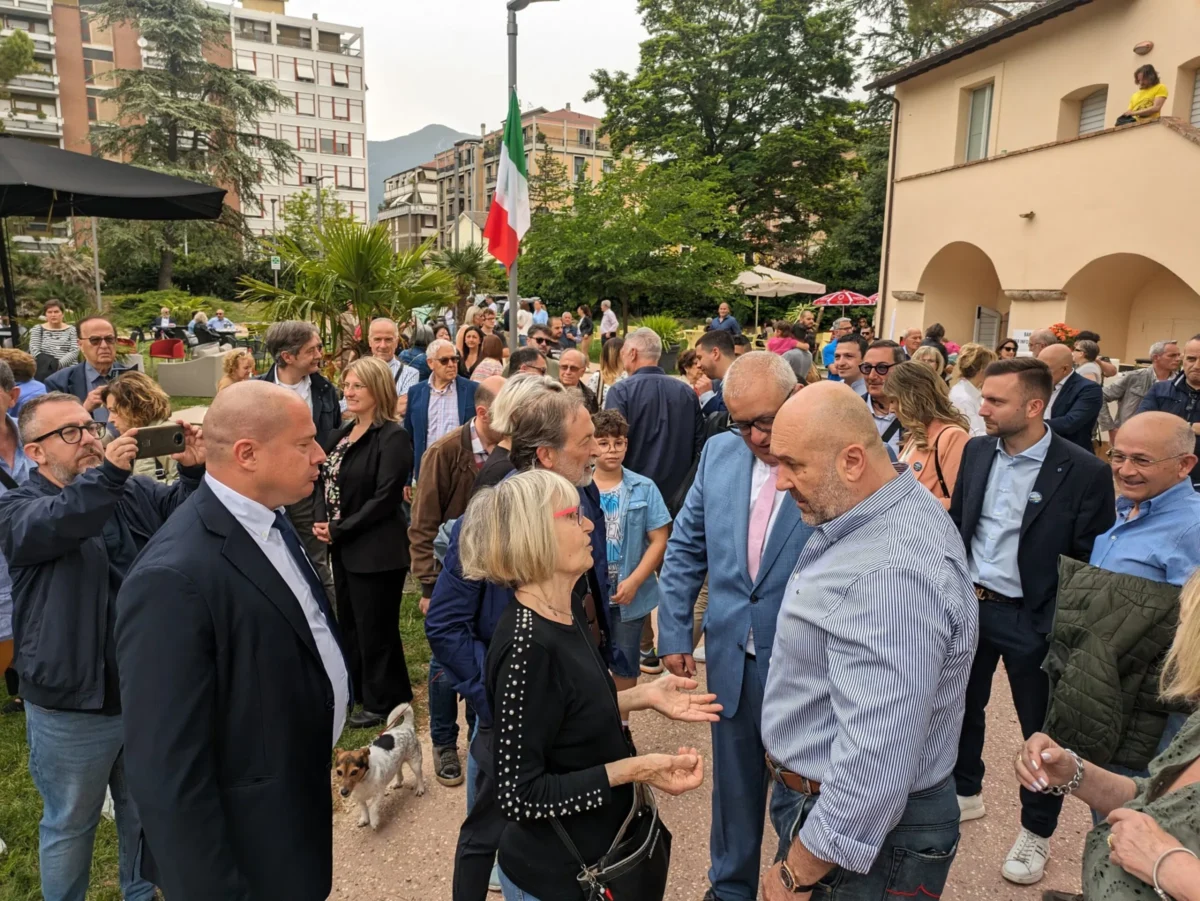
[270,255,281,271]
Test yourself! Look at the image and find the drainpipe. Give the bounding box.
[878,94,900,338]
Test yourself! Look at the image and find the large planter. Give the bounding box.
[660,342,681,375]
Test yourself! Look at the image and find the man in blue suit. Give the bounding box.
[404,339,479,485]
[44,316,130,426]
[695,329,734,414]
[1039,343,1102,452]
[658,351,814,901]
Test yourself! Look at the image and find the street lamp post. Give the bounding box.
[269,197,279,288]
[504,0,557,359]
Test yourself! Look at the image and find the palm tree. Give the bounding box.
[430,243,499,320]
[238,221,455,357]
[40,244,104,308]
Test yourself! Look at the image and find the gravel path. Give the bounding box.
[328,663,1088,900]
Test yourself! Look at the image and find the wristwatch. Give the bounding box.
[779,861,819,894]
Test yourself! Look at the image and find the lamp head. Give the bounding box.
[507,0,558,9]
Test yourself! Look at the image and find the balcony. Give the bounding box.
[0,0,52,19]
[7,72,57,96]
[3,111,62,137]
[0,28,55,56]
[276,30,312,51]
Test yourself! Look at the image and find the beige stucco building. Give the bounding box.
[872,0,1200,362]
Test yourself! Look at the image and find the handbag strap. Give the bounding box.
[882,417,902,444]
[0,467,17,491]
[550,783,651,883]
[932,428,950,498]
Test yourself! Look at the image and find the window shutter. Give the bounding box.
[1078,89,1107,135]
[1191,71,1200,127]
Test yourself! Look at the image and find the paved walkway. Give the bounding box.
[327,662,1087,900]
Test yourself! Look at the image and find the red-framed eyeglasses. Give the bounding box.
[554,506,583,524]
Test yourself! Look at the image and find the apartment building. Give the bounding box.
[378,162,439,253]
[378,105,617,253]
[872,0,1200,362]
[217,0,367,234]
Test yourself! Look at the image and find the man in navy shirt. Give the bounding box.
[1138,334,1200,488]
[711,302,741,336]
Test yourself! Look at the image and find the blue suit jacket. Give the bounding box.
[1048,371,1102,452]
[657,432,814,719]
[44,361,131,405]
[404,376,478,482]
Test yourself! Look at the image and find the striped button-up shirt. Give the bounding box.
[426,378,461,450]
[762,467,978,874]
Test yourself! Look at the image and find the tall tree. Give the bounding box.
[92,0,297,288]
[527,145,571,213]
[430,243,504,320]
[276,186,354,257]
[588,0,861,259]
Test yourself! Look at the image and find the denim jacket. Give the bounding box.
[605,467,672,622]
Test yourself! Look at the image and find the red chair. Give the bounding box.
[149,338,185,361]
[116,337,138,352]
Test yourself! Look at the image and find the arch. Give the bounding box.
[1062,253,1200,363]
[915,242,1007,348]
[1172,55,1200,123]
[1057,83,1109,140]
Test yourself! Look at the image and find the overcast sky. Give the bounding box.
[285,0,648,141]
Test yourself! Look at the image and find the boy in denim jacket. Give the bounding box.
[591,410,672,697]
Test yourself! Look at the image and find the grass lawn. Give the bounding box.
[0,592,433,901]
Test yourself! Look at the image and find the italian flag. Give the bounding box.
[483,90,530,271]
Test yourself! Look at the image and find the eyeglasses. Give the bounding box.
[728,415,776,436]
[86,335,117,346]
[520,364,548,375]
[999,345,1017,353]
[859,362,894,376]
[1106,450,1189,468]
[29,421,107,445]
[434,355,460,365]
[554,505,583,524]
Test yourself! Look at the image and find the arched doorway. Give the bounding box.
[1062,254,1200,363]
[916,242,1007,349]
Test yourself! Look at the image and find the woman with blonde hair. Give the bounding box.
[949,343,998,436]
[588,336,625,409]
[187,310,208,334]
[885,361,970,508]
[461,469,717,901]
[313,355,414,728]
[911,344,948,382]
[217,347,256,392]
[101,372,178,482]
[1016,569,1200,900]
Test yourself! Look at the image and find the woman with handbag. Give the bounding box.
[885,361,970,509]
[313,355,414,729]
[459,470,719,901]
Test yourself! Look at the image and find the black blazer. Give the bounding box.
[1048,371,1103,451]
[949,430,1115,633]
[317,420,413,573]
[114,482,341,901]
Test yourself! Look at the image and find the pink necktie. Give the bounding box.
[748,465,778,582]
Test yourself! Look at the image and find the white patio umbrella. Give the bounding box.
[734,266,826,331]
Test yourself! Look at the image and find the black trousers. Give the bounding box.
[332,556,413,715]
[954,600,1063,838]
[453,727,504,901]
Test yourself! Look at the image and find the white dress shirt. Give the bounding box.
[275,371,313,415]
[949,379,987,437]
[205,473,349,746]
[747,456,786,656]
[1045,374,1067,421]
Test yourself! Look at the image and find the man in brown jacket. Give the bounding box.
[409,375,504,786]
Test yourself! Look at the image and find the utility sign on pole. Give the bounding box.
[270,255,281,271]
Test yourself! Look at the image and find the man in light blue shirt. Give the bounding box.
[209,309,237,333]
[531,299,548,327]
[1090,411,1200,586]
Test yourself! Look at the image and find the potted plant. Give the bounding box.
[633,314,682,372]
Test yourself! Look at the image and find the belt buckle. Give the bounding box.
[974,585,988,602]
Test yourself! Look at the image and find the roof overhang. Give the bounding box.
[865,0,1094,91]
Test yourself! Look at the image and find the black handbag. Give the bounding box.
[550,783,672,901]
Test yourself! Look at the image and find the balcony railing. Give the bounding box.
[1,28,53,54]
[276,33,312,50]
[0,0,52,19]
[236,28,271,44]
[7,73,57,96]
[4,112,62,136]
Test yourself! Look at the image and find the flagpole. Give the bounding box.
[506,7,520,361]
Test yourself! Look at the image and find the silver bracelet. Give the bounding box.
[1044,749,1085,796]
[1153,846,1198,900]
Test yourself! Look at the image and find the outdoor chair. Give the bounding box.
[149,338,185,361]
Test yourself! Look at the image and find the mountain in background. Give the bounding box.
[368,124,477,220]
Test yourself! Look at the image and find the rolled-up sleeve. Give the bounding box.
[798,566,950,874]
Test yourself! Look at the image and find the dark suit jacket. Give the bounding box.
[114,483,341,901]
[256,366,342,447]
[404,376,478,482]
[949,430,1115,633]
[1048,371,1103,451]
[316,420,413,573]
[44,361,130,406]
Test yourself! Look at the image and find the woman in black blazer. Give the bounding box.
[314,356,414,728]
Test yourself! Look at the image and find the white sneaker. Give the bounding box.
[1002,827,1049,885]
[693,644,706,663]
[957,793,985,822]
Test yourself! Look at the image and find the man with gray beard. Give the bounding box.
[0,391,203,901]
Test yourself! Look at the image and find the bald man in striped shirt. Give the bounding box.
[759,382,978,900]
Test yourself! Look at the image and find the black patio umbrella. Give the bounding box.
[0,134,227,337]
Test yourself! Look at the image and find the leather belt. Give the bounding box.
[765,754,821,796]
[974,584,1019,604]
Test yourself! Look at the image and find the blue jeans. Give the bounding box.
[498,866,545,901]
[608,608,647,680]
[25,704,156,901]
[769,776,959,899]
[429,656,476,749]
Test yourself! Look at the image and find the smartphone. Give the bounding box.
[135,424,185,460]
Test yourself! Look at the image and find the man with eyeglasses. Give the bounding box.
[404,339,478,488]
[0,391,204,901]
[44,315,130,426]
[657,352,813,901]
[862,340,906,455]
[1138,333,1200,489]
[948,357,1113,885]
[513,327,560,378]
[507,346,548,377]
[558,349,598,414]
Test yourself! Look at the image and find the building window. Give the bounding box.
[277,25,311,50]
[574,156,587,181]
[86,96,97,122]
[295,60,315,83]
[298,127,317,152]
[300,162,319,185]
[1078,88,1107,135]
[235,49,257,73]
[602,159,614,173]
[82,47,115,62]
[965,83,993,162]
[1192,70,1200,127]
[236,18,270,44]
[79,9,91,42]
[331,66,349,87]
[296,93,316,116]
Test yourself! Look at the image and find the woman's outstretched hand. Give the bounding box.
[642,674,722,723]
[640,747,705,796]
